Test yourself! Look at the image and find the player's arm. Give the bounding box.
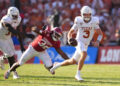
[67,23,78,46]
[67,29,78,46]
[16,26,25,53]
[2,22,25,52]
[31,26,43,35]
[2,22,20,35]
[93,28,103,47]
[55,48,69,60]
[67,28,75,40]
[67,17,78,45]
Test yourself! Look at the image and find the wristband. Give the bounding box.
[97,35,102,41]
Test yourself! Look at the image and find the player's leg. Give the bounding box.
[0,39,7,70]
[77,51,87,70]
[75,51,87,81]
[50,51,80,73]
[0,38,19,78]
[7,55,20,79]
[5,37,20,79]
[4,45,37,79]
[75,42,88,81]
[0,55,5,70]
[38,50,55,74]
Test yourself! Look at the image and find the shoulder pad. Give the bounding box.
[74,16,83,24]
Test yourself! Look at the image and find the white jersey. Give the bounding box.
[71,16,100,45]
[0,15,21,39]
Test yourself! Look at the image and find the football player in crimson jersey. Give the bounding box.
[4,26,69,79]
[50,6,103,81]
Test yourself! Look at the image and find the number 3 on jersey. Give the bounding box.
[83,30,90,38]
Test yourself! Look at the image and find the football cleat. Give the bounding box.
[13,71,20,79]
[4,71,10,79]
[75,74,84,81]
[44,65,55,75]
[50,68,55,75]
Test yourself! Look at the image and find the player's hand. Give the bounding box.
[92,40,100,47]
[21,48,25,53]
[68,38,77,46]
[31,26,39,33]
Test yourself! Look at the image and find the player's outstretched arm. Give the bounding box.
[31,26,43,35]
[55,48,69,60]
[17,29,25,52]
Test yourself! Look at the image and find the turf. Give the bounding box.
[0,64,120,86]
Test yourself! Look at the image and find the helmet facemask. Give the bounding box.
[51,27,62,41]
[83,13,91,22]
[12,14,18,20]
[81,6,92,22]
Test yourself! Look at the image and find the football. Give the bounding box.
[68,38,77,46]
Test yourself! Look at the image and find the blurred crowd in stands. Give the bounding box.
[0,0,120,46]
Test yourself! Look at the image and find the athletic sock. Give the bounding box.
[76,70,80,75]
[52,63,62,70]
[7,56,16,71]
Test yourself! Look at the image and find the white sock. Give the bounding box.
[76,70,80,75]
[8,70,10,73]
[52,63,62,71]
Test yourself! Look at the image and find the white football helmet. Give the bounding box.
[81,6,92,22]
[7,6,20,20]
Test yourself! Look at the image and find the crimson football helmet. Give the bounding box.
[51,27,62,41]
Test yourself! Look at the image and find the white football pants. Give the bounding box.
[0,36,15,58]
[73,41,88,62]
[19,45,52,67]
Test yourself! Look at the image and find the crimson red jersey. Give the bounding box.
[31,26,61,52]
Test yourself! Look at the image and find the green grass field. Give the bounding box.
[0,64,120,86]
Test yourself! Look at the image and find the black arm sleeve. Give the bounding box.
[5,23,25,52]
[42,25,47,30]
[5,24,20,35]
[16,27,25,52]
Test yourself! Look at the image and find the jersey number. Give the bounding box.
[38,39,49,49]
[83,30,90,38]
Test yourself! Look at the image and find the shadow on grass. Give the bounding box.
[84,77,120,85]
[21,75,120,85]
[1,75,120,86]
[20,75,75,82]
[0,75,88,86]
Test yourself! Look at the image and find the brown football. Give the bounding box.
[69,38,77,46]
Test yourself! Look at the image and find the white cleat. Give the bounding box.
[13,71,20,79]
[50,67,55,75]
[50,63,61,74]
[75,74,84,81]
[0,57,5,70]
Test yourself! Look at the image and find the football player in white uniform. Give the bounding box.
[0,6,25,79]
[50,6,103,81]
